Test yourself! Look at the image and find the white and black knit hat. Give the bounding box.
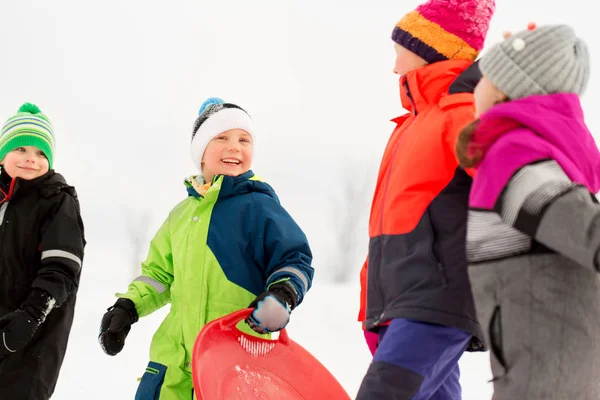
[190,97,255,173]
[480,24,590,100]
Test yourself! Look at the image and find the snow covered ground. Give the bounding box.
[52,244,493,399]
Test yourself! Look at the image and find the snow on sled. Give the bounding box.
[192,308,351,400]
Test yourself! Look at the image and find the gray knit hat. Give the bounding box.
[480,24,590,100]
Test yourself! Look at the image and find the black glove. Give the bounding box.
[98,298,138,356]
[0,289,55,357]
[247,282,298,334]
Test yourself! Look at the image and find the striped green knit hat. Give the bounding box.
[0,103,55,168]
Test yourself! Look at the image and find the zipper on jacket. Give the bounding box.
[369,78,419,327]
[372,92,418,326]
[195,183,215,343]
[0,178,16,207]
[404,79,418,116]
[378,77,418,233]
[0,179,16,257]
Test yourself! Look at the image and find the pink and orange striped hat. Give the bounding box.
[392,0,495,64]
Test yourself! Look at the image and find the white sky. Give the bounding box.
[0,1,590,398]
[0,0,590,268]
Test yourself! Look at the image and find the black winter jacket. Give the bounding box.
[0,168,85,399]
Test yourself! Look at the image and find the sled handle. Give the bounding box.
[218,308,291,345]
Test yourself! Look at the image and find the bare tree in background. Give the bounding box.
[328,162,376,283]
[124,208,152,282]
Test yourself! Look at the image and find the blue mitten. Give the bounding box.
[247,282,297,334]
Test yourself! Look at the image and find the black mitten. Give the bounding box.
[0,289,55,357]
[98,298,138,356]
[247,282,298,334]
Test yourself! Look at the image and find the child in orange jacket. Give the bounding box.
[356,0,495,398]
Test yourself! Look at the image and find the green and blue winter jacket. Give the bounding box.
[117,170,313,368]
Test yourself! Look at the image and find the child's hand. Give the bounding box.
[364,330,379,356]
[0,288,54,357]
[0,309,42,357]
[98,298,138,356]
[246,282,297,334]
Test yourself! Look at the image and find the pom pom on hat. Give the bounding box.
[198,97,224,116]
[18,103,42,114]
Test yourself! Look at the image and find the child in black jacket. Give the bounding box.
[0,103,85,400]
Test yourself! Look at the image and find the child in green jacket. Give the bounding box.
[98,98,314,400]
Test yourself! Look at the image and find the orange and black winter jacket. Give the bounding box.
[360,60,484,349]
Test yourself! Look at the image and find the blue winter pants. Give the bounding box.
[356,318,471,400]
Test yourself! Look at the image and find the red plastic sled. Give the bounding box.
[192,308,351,400]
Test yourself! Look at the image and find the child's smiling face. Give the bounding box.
[201,129,253,183]
[1,146,49,180]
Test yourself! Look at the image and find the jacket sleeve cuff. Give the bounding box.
[22,288,56,323]
[113,298,139,324]
[268,281,298,310]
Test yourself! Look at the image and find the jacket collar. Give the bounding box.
[400,59,472,114]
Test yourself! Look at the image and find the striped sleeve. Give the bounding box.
[117,216,173,317]
[495,159,600,271]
